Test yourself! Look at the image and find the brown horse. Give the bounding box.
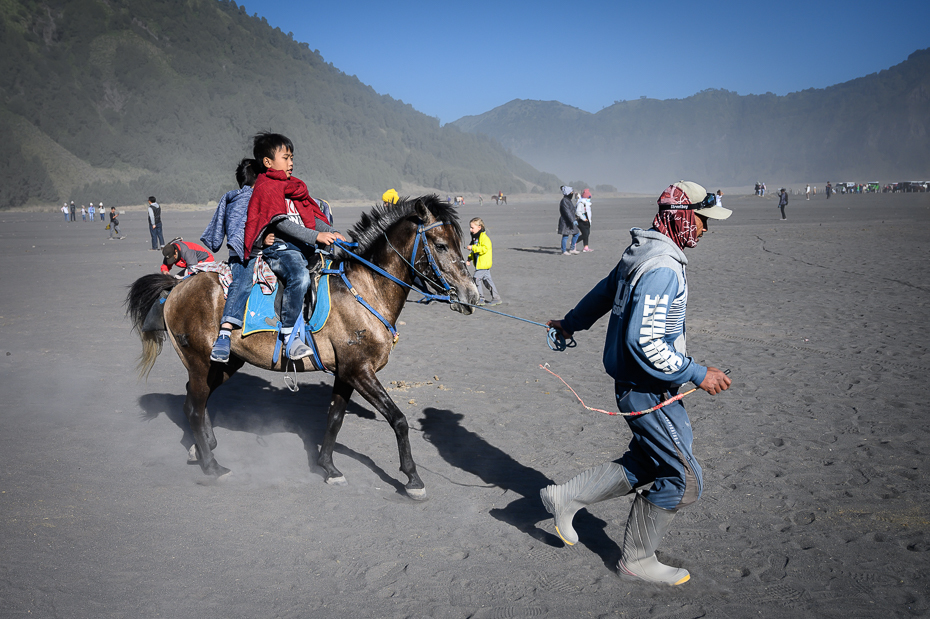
[126,196,479,499]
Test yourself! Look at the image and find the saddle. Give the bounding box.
[242,253,333,372]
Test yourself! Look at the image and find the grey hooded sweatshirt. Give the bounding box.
[560,227,707,392]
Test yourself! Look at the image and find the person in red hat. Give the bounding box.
[542,181,732,585]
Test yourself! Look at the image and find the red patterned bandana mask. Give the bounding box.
[652,209,700,249]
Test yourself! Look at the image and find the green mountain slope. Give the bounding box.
[0,0,559,208]
[452,49,930,191]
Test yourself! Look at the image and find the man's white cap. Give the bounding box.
[658,181,732,220]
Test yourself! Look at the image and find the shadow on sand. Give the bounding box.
[419,407,623,567]
[510,246,563,255]
[137,373,414,495]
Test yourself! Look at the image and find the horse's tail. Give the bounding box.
[125,273,180,379]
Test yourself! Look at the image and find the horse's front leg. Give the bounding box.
[318,376,354,486]
[351,371,426,500]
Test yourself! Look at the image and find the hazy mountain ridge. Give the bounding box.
[451,49,930,191]
[0,0,559,208]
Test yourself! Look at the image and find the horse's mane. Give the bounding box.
[348,194,463,256]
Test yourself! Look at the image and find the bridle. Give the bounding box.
[325,220,461,344]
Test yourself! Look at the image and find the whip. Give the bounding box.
[540,364,729,417]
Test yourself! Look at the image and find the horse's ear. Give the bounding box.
[414,198,434,224]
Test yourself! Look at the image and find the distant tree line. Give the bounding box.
[0,0,559,208]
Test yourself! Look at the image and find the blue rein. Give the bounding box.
[324,221,456,344]
[328,220,572,352]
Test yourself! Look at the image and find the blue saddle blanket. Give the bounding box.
[307,261,333,333]
[241,260,333,336]
[242,281,280,336]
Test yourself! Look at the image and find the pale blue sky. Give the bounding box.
[238,0,930,124]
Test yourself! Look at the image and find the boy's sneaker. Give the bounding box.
[210,335,231,363]
[287,339,314,360]
[569,249,581,255]
[477,299,486,306]
[582,247,594,252]
[487,299,502,306]
[561,251,572,256]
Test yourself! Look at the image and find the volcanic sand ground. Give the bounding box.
[1,191,929,618]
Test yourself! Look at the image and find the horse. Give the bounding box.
[493,195,507,205]
[126,195,480,500]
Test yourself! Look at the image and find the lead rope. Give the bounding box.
[450,299,575,351]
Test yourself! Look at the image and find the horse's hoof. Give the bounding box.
[187,444,200,463]
[325,476,347,486]
[406,487,427,501]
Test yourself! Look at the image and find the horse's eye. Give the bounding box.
[434,243,448,252]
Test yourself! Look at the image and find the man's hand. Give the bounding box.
[699,367,731,395]
[263,233,276,246]
[316,231,346,246]
[546,319,573,339]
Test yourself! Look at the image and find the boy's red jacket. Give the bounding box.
[243,169,327,253]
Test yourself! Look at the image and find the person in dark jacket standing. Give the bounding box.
[778,188,788,220]
[541,181,732,585]
[557,186,580,255]
[147,196,166,250]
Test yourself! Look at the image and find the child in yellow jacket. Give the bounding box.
[467,217,502,306]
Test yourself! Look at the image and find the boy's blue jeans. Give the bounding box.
[221,255,255,328]
[615,388,703,511]
[260,241,311,330]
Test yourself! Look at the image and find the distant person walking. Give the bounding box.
[81,205,87,222]
[558,186,580,255]
[69,201,76,221]
[805,185,811,200]
[147,196,165,250]
[99,202,106,221]
[826,182,832,199]
[576,188,593,252]
[88,203,95,221]
[61,204,68,221]
[108,206,122,239]
[778,188,788,220]
[715,190,723,207]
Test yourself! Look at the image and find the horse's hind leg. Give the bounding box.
[317,377,354,486]
[185,359,244,478]
[350,372,426,500]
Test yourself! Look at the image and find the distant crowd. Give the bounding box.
[61,200,107,222]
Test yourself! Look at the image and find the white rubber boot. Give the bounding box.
[540,462,632,545]
[617,493,690,585]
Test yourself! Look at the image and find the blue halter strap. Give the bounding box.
[325,221,456,344]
